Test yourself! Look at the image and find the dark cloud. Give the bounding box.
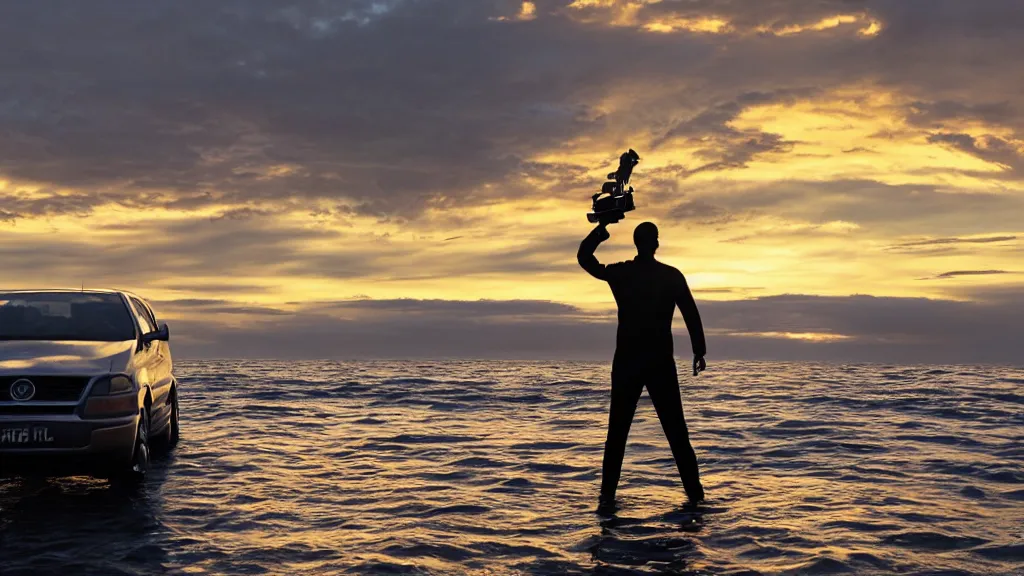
[0,209,594,290]
[0,215,372,288]
[698,293,1024,364]
[0,188,107,219]
[927,133,1024,173]
[0,1,618,216]
[931,270,1010,280]
[161,283,277,294]
[950,283,1024,305]
[1,0,1022,221]
[163,294,1024,364]
[667,199,735,226]
[2,0,1023,364]
[905,100,1017,130]
[890,235,1017,248]
[153,298,291,316]
[653,90,808,174]
[884,236,1018,256]
[296,298,591,318]
[675,179,1024,237]
[211,207,280,221]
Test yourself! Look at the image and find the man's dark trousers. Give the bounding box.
[601,354,702,502]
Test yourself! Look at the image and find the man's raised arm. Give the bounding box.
[577,223,611,280]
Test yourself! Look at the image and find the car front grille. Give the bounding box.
[0,376,91,402]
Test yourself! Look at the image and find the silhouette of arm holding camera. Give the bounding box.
[577,223,612,281]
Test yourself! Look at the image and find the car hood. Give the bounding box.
[0,340,135,375]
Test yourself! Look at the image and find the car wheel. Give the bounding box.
[111,410,150,486]
[163,389,180,449]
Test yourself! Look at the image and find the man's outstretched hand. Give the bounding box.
[593,222,611,242]
[693,356,706,376]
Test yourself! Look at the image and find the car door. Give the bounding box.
[128,297,173,432]
[140,297,174,398]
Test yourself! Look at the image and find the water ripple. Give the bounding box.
[1,360,1021,575]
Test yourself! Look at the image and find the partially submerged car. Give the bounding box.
[0,289,179,484]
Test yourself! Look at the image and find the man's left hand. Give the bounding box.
[693,356,706,376]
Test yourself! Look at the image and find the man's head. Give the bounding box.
[633,222,659,257]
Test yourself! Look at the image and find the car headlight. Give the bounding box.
[84,374,138,418]
[90,374,135,396]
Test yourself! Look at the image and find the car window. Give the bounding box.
[0,292,135,341]
[129,298,155,335]
[144,300,161,328]
[133,297,159,330]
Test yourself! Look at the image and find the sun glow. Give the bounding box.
[736,332,853,342]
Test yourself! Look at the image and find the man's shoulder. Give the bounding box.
[655,260,684,275]
[654,261,690,287]
[604,260,633,279]
[608,259,681,272]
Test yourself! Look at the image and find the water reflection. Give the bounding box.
[0,454,176,576]
[0,360,1021,575]
[588,503,706,574]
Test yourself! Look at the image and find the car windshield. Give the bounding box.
[0,292,136,341]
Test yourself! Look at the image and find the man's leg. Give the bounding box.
[646,366,704,502]
[600,370,644,501]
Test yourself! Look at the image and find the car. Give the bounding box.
[0,289,179,484]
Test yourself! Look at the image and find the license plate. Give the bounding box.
[0,426,54,445]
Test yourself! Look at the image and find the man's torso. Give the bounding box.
[605,258,682,361]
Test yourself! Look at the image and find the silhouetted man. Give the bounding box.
[577,221,707,508]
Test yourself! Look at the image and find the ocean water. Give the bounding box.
[0,360,1021,575]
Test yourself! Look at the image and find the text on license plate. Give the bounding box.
[0,427,54,444]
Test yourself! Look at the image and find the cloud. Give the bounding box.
[153,299,292,316]
[2,0,1022,222]
[311,298,591,318]
[890,235,1017,248]
[160,294,1024,364]
[691,287,761,294]
[1,1,618,216]
[668,179,1024,237]
[667,198,735,225]
[0,214,368,288]
[564,0,885,38]
[698,293,1024,363]
[927,133,1024,173]
[2,1,1024,362]
[881,235,1018,258]
[905,100,1017,129]
[931,270,1010,280]
[652,91,808,173]
[160,283,278,295]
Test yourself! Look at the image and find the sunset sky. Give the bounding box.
[1,1,1022,362]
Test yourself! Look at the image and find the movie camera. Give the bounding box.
[587,149,639,224]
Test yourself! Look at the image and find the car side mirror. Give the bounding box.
[142,322,170,344]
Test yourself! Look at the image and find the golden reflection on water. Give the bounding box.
[1,360,1021,575]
